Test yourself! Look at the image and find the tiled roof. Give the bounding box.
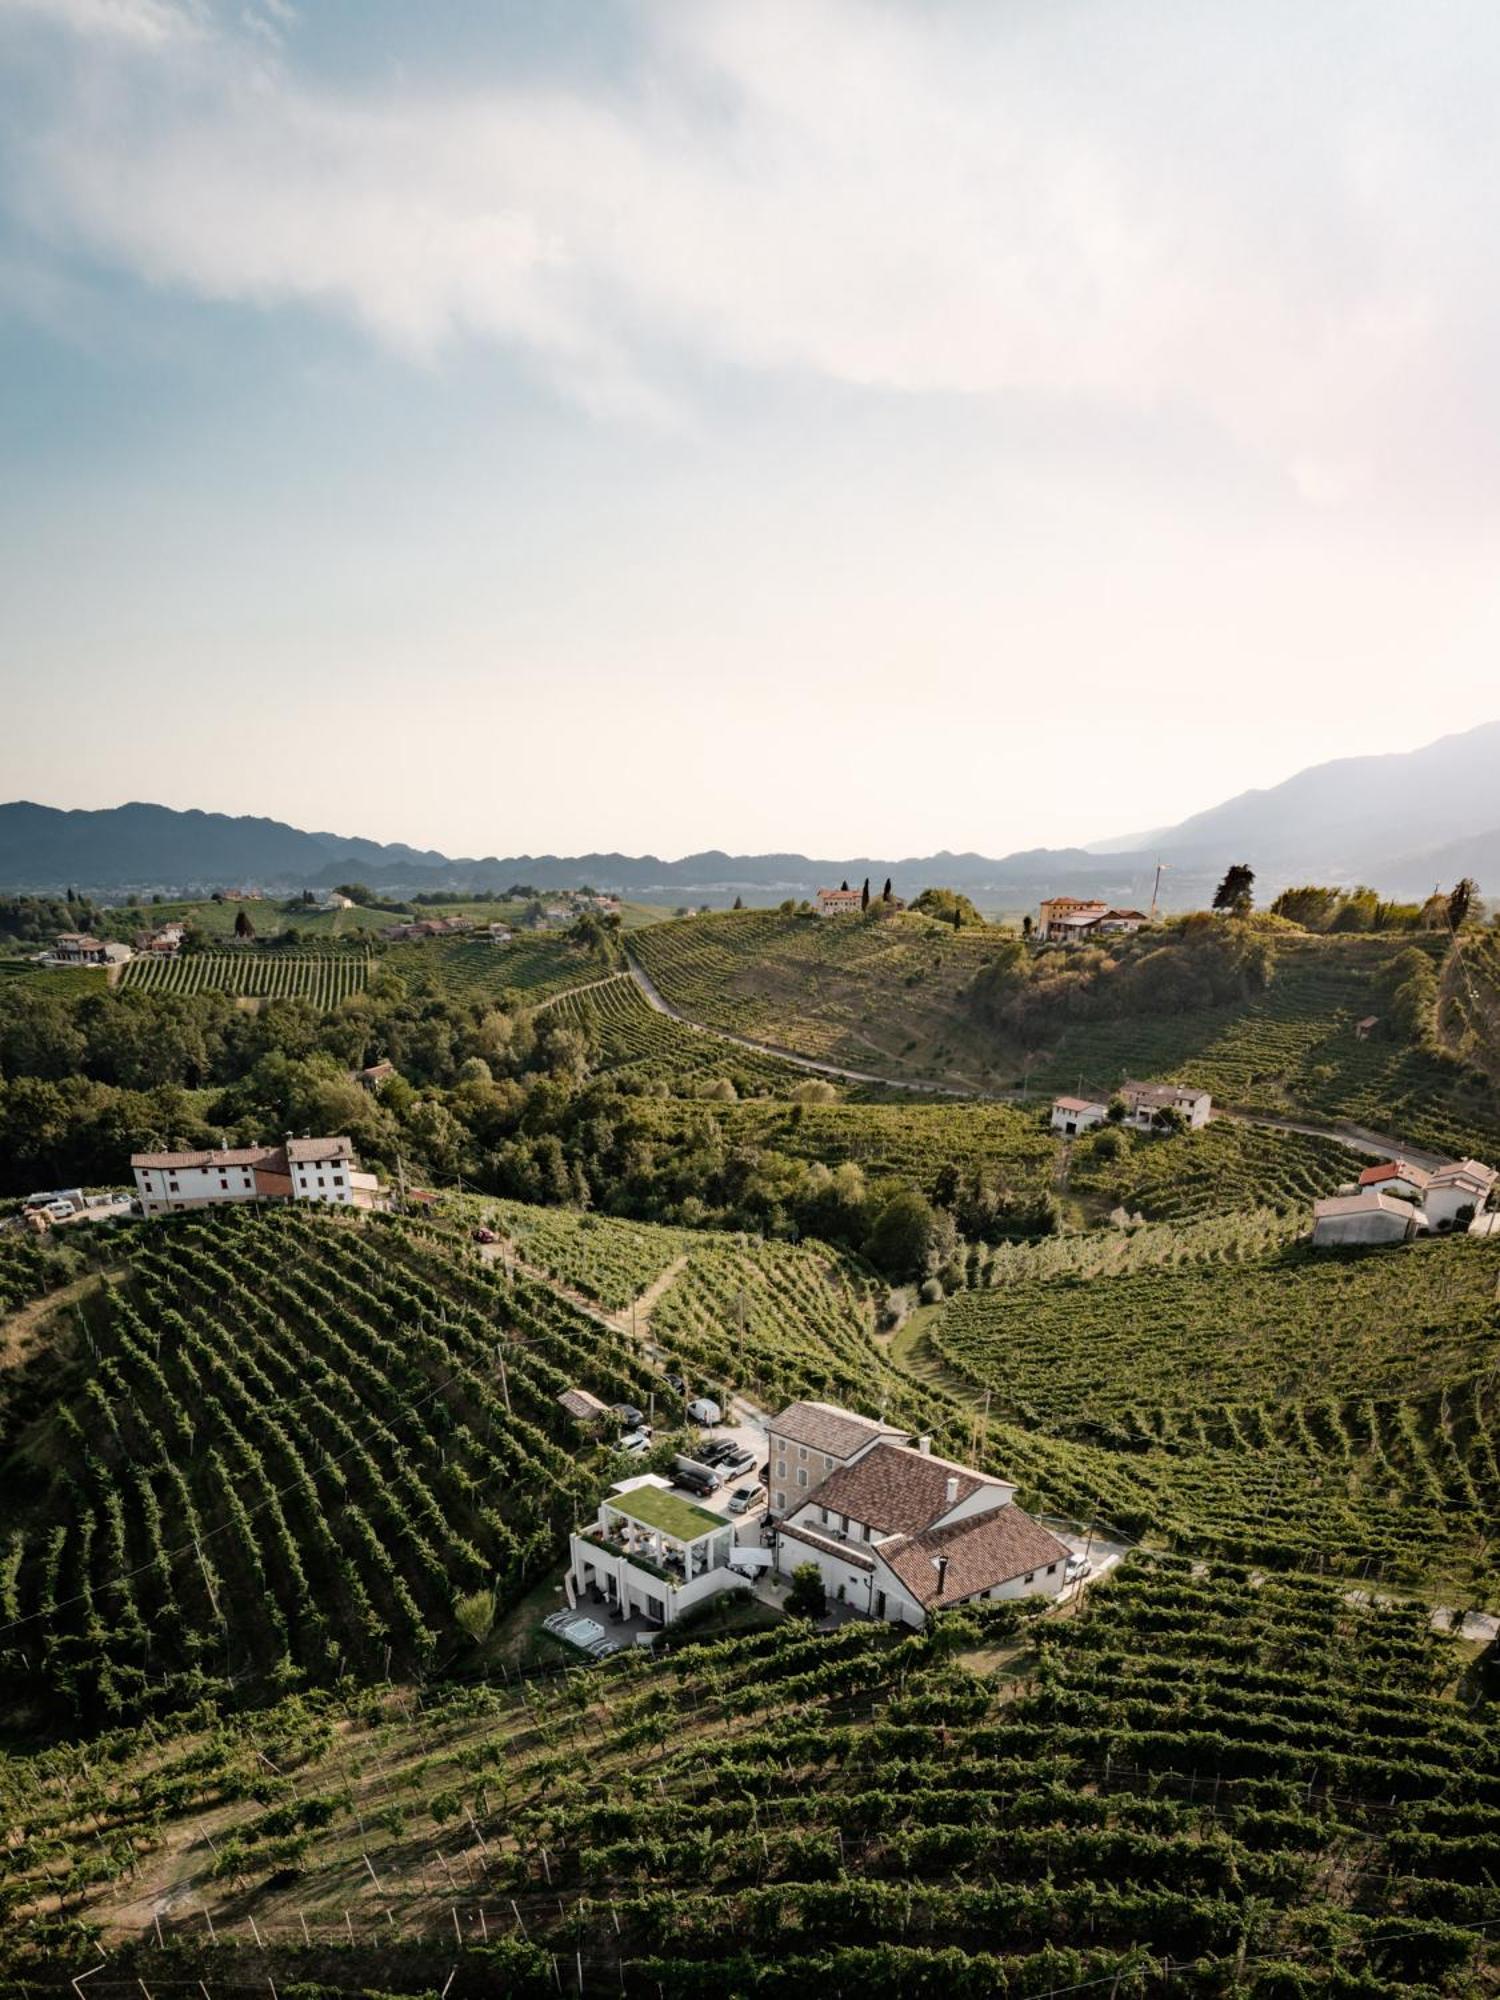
[769,1400,907,1461]
[133,1146,279,1170]
[1313,1190,1415,1219]
[558,1388,610,1422]
[1429,1159,1496,1189]
[1123,1081,1208,1106]
[777,1521,876,1571]
[286,1136,355,1164]
[880,1506,1070,1608]
[1053,1096,1103,1113]
[807,1441,1003,1540]
[1358,1159,1431,1190]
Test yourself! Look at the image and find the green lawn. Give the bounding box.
[607,1481,723,1540]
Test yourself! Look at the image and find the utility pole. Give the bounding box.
[1149,860,1170,922]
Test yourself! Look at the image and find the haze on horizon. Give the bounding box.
[3,0,1500,861]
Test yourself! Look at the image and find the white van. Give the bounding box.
[686,1397,722,1425]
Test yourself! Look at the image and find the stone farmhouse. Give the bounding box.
[1050,1080,1212,1136]
[768,1400,1070,1624]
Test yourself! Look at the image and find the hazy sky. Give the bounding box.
[3,0,1499,859]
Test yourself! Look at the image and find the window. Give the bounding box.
[772,1490,785,1512]
[796,1468,808,1488]
[797,1445,807,1461]
[1046,1562,1058,1575]
[775,1459,786,1480]
[1023,1571,1034,1585]
[823,1454,833,1470]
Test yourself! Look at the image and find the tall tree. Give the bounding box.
[1212,864,1256,918]
[882,877,893,902]
[861,877,870,911]
[233,909,255,940]
[1448,877,1479,930]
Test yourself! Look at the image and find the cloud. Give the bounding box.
[0,0,202,45]
[2,0,1496,490]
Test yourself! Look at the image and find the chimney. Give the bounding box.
[944,1475,959,1508]
[916,1435,932,1456]
[933,1554,949,1599]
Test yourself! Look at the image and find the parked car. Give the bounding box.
[672,1458,722,1496]
[719,1447,756,1477]
[664,1373,686,1396]
[45,1200,76,1221]
[686,1397,722,1425]
[612,1403,646,1429]
[728,1485,762,1515]
[619,1429,652,1456]
[698,1439,735,1464]
[1065,1555,1093,1584]
[472,1227,498,1244]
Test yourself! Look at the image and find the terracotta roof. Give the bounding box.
[1100,909,1146,921]
[133,1146,279,1170]
[1053,1096,1104,1113]
[1357,1159,1431,1190]
[880,1506,1070,1609]
[1429,1159,1496,1189]
[286,1136,355,1164]
[777,1521,876,1571]
[807,1440,1005,1540]
[769,1400,908,1461]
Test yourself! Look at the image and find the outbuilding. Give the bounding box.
[1312,1189,1422,1248]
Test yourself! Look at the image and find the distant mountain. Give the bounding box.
[1,721,1496,906]
[1131,721,1500,896]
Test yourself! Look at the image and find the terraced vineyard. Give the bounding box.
[934,1231,1500,1416]
[544,973,816,1094]
[1069,1116,1358,1221]
[379,932,596,1004]
[119,949,372,1004]
[632,911,1000,1081]
[977,1207,1303,1286]
[483,1199,690,1312]
[2,1561,1493,1996]
[1029,937,1500,1158]
[634,916,1500,1155]
[0,1209,660,1726]
[0,1236,82,1317]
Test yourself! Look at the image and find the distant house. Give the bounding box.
[51,933,108,966]
[569,1474,751,1630]
[769,1400,1070,1625]
[325,892,357,911]
[140,922,186,956]
[486,924,513,944]
[1354,1015,1380,1041]
[816,888,865,917]
[1038,899,1148,942]
[130,1136,389,1216]
[1120,1081,1211,1130]
[1050,1094,1109,1136]
[1357,1159,1431,1205]
[357,1060,397,1091]
[1424,1159,1497,1231]
[1312,1189,1423,1248]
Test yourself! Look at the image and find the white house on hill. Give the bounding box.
[816,887,864,917]
[1425,1160,1497,1230]
[131,1137,388,1215]
[1121,1081,1212,1130]
[768,1399,1069,1625]
[568,1475,752,1629]
[1051,1095,1109,1136]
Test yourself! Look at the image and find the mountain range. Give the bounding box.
[1,721,1496,909]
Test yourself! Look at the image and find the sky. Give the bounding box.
[2,0,1499,861]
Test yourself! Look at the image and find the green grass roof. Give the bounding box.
[608,1483,724,1541]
